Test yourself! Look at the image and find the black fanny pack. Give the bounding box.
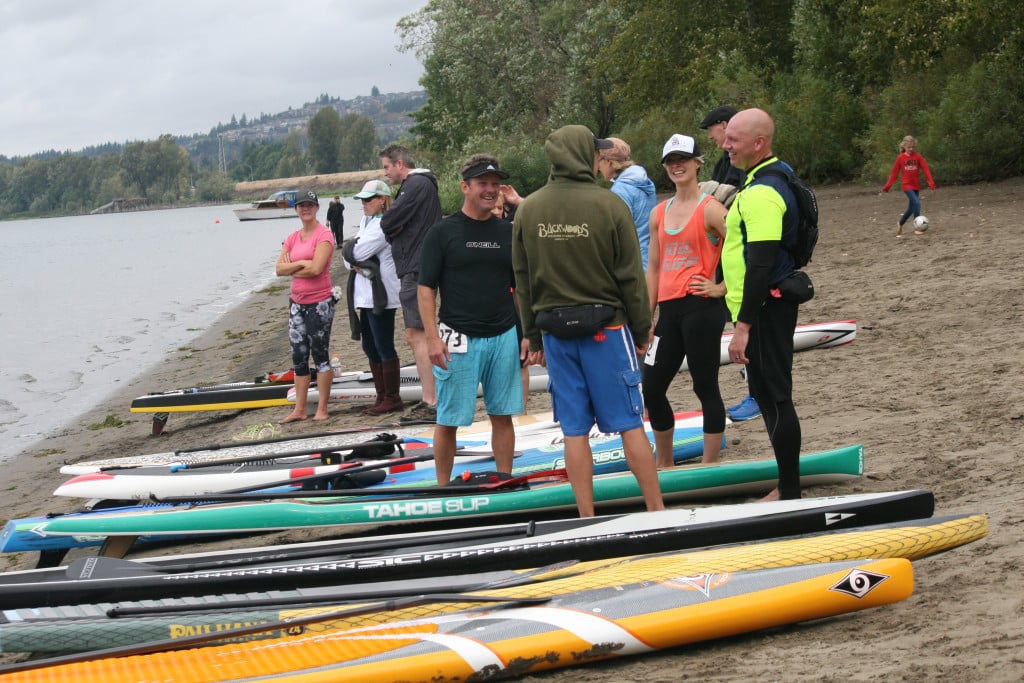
[771,270,815,304]
[535,304,616,339]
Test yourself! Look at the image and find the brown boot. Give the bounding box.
[366,358,404,415]
[360,363,385,415]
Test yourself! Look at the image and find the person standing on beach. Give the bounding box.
[595,136,657,270]
[418,154,524,484]
[882,135,936,237]
[721,108,803,501]
[700,104,760,423]
[342,180,403,415]
[326,196,345,246]
[513,125,664,517]
[275,189,335,423]
[379,144,443,424]
[643,134,728,467]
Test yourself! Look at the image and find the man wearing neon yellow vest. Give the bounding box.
[721,108,802,501]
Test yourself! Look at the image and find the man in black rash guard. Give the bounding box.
[417,154,525,485]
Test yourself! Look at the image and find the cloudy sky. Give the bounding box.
[0,0,429,158]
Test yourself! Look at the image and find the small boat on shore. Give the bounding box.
[232,190,302,221]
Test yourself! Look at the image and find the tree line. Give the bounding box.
[396,0,1023,210]
[4,0,1021,219]
[0,111,382,220]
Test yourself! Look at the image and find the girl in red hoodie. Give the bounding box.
[883,135,936,237]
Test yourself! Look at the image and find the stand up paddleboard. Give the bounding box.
[682,319,856,370]
[13,445,865,544]
[0,489,935,611]
[293,364,549,404]
[1,510,990,681]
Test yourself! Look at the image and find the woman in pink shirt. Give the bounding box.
[882,135,936,237]
[275,189,336,422]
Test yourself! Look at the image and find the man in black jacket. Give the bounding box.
[326,196,345,246]
[700,105,745,193]
[378,144,443,423]
[700,104,760,423]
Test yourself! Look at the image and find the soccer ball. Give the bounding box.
[914,216,929,231]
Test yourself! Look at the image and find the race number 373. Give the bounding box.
[438,322,468,354]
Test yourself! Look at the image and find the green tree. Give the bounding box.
[338,114,379,171]
[398,0,586,153]
[194,168,235,201]
[119,134,188,198]
[275,130,307,178]
[307,107,343,173]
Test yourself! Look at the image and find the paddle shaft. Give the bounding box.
[172,422,430,456]
[205,445,497,494]
[168,435,408,471]
[154,468,568,503]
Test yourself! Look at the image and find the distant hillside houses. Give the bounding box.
[184,90,426,168]
[197,90,425,149]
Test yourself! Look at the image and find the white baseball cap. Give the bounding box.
[661,134,703,163]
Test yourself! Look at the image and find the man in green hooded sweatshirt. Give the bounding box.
[512,125,665,517]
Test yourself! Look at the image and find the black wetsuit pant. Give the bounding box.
[745,296,802,499]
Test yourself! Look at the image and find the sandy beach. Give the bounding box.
[2,178,1022,680]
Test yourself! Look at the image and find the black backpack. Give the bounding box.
[753,165,819,268]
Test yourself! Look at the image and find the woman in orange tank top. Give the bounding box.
[643,134,729,466]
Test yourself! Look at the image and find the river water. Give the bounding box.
[0,197,362,463]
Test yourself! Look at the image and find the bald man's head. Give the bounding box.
[724,108,775,171]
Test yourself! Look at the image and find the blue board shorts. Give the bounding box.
[543,326,645,436]
[434,325,523,426]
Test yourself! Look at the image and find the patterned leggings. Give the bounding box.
[289,297,335,376]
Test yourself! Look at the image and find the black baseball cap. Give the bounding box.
[699,105,738,129]
[295,189,319,205]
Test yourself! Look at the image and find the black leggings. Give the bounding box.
[643,296,727,434]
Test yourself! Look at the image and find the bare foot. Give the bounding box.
[700,457,720,465]
[281,412,307,424]
[914,230,926,236]
[757,487,781,502]
[311,412,330,421]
